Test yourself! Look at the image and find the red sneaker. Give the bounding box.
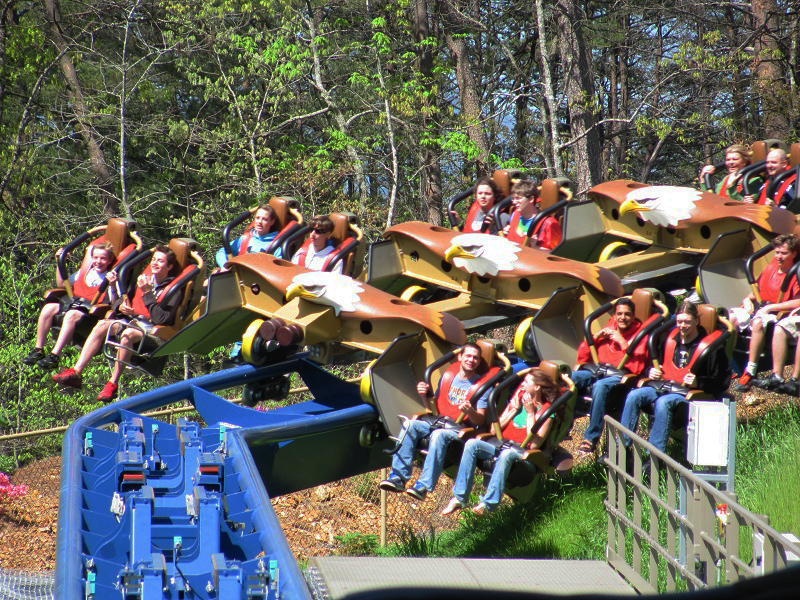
[97,382,118,403]
[53,368,82,389]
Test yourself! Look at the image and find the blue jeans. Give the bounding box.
[389,420,459,491]
[452,439,522,510]
[621,387,686,452]
[570,370,623,444]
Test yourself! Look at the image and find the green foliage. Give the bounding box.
[334,532,380,556]
[391,525,442,557]
[735,404,800,536]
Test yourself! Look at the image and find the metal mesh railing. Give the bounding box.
[603,415,800,594]
[0,570,54,600]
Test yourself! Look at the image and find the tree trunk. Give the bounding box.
[413,0,443,225]
[535,0,563,177]
[42,0,117,214]
[305,2,369,217]
[440,1,490,175]
[752,0,789,138]
[554,0,602,192]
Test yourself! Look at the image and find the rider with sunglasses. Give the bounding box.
[290,215,343,274]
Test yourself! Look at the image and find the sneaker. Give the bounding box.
[733,372,753,392]
[36,353,60,370]
[441,497,465,516]
[378,474,405,493]
[752,374,783,391]
[53,368,82,389]
[22,349,45,366]
[405,482,428,501]
[778,378,800,396]
[97,381,118,403]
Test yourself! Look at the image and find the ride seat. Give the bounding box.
[739,139,790,199]
[767,142,800,212]
[507,178,574,250]
[577,289,667,382]
[43,218,142,347]
[638,305,733,435]
[152,238,205,340]
[731,244,800,372]
[45,217,141,305]
[411,341,509,454]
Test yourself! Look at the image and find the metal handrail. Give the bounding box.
[603,416,800,593]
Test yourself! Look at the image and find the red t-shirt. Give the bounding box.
[576,317,649,375]
[757,259,800,303]
[533,216,562,250]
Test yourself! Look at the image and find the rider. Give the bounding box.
[441,368,559,516]
[52,245,182,402]
[743,148,796,207]
[503,180,561,251]
[731,233,800,391]
[461,177,510,236]
[572,298,649,454]
[378,342,490,498]
[620,301,729,453]
[23,242,117,370]
[291,215,343,274]
[699,144,751,201]
[215,205,282,269]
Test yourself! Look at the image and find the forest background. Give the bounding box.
[0,0,798,468]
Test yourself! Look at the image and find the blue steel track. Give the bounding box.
[55,355,391,599]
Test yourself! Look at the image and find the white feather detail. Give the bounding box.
[290,271,364,315]
[449,233,521,276]
[625,186,701,227]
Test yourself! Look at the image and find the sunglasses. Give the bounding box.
[311,228,330,234]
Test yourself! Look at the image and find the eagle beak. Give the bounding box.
[619,198,649,216]
[445,245,475,263]
[285,282,316,302]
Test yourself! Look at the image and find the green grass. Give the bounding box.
[735,402,800,536]
[340,404,800,574]
[383,463,608,559]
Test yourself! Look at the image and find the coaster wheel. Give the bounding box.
[241,319,267,365]
[359,422,383,448]
[694,275,705,303]
[513,317,540,361]
[598,241,634,262]
[359,360,377,404]
[242,383,260,407]
[400,285,430,304]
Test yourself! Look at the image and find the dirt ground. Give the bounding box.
[1,383,795,572]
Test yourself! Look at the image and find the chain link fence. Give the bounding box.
[0,433,62,574]
[272,466,474,560]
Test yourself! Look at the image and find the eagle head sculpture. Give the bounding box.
[444,233,521,276]
[618,186,701,227]
[284,271,364,315]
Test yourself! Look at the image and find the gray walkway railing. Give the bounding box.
[602,416,800,594]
